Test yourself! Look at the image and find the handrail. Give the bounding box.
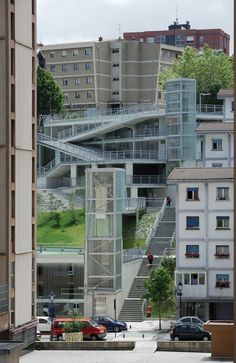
[196,104,223,114]
[145,198,167,251]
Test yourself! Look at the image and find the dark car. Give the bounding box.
[170,324,211,341]
[92,316,127,332]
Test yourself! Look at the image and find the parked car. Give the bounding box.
[170,316,204,329]
[52,317,107,341]
[170,324,211,341]
[92,316,127,332]
[37,316,51,334]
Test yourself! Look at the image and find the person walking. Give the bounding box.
[147,251,154,266]
[166,196,172,206]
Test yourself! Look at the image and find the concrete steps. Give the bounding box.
[119,299,144,322]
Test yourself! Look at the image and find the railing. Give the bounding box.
[37,246,84,254]
[145,198,166,250]
[127,175,166,185]
[125,197,146,211]
[196,104,223,114]
[56,103,164,140]
[43,102,162,126]
[123,248,145,263]
[0,284,8,314]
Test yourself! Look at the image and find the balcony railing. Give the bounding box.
[185,253,200,258]
[127,175,166,185]
[215,281,230,288]
[196,104,223,114]
[215,253,230,259]
[0,284,8,314]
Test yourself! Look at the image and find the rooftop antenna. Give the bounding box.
[175,4,179,23]
[117,24,121,39]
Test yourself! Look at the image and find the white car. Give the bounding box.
[37,316,51,333]
[170,316,204,329]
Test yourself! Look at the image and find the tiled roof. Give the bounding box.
[167,168,233,182]
[196,122,234,133]
[217,88,234,98]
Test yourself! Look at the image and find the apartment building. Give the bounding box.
[123,21,230,55]
[38,40,182,111]
[168,168,234,320]
[0,1,37,343]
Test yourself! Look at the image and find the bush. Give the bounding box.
[63,319,86,333]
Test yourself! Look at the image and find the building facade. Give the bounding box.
[0,1,37,343]
[123,21,230,55]
[38,40,182,111]
[168,168,234,320]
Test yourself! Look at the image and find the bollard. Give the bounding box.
[123,334,125,338]
[142,334,144,338]
[129,325,132,329]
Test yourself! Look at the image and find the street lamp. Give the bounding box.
[199,93,211,113]
[48,291,55,341]
[177,282,183,318]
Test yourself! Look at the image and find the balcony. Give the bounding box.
[215,281,230,288]
[196,104,223,114]
[127,175,166,185]
[215,253,230,259]
[185,253,200,258]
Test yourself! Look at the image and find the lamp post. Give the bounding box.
[177,282,183,318]
[48,291,55,341]
[199,93,211,113]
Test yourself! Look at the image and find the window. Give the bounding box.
[175,34,185,45]
[74,63,79,71]
[85,63,92,70]
[86,77,92,84]
[87,91,92,98]
[62,79,68,86]
[64,93,69,100]
[216,274,230,288]
[147,37,155,43]
[62,65,67,71]
[185,245,199,258]
[182,273,205,285]
[184,273,190,284]
[112,63,119,67]
[73,49,79,56]
[186,35,194,43]
[112,77,119,81]
[186,216,199,229]
[212,163,222,168]
[199,36,204,44]
[186,187,199,201]
[112,49,119,53]
[61,50,67,57]
[231,101,234,111]
[212,138,222,151]
[50,51,55,58]
[216,216,229,229]
[84,48,91,55]
[75,92,80,99]
[156,35,166,43]
[215,245,229,258]
[216,187,229,200]
[112,91,119,95]
[191,273,198,285]
[199,274,205,285]
[74,77,80,85]
[50,65,55,72]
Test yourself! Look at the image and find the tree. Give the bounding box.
[161,256,176,293]
[160,45,234,104]
[37,66,64,116]
[143,267,171,330]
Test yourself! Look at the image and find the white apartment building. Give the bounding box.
[217,88,234,122]
[168,168,234,320]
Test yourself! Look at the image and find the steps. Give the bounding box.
[119,300,144,322]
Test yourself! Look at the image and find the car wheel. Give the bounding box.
[91,334,98,341]
[203,336,209,341]
[114,326,120,333]
[173,336,179,341]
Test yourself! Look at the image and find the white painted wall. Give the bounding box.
[15,254,32,325]
[223,97,234,121]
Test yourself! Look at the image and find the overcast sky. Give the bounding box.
[37,0,234,54]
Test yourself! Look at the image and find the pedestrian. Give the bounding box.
[147,251,154,265]
[166,196,172,206]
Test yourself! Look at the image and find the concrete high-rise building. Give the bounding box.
[38,40,182,112]
[0,0,37,344]
[124,21,230,55]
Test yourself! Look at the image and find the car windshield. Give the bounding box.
[89,320,100,327]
